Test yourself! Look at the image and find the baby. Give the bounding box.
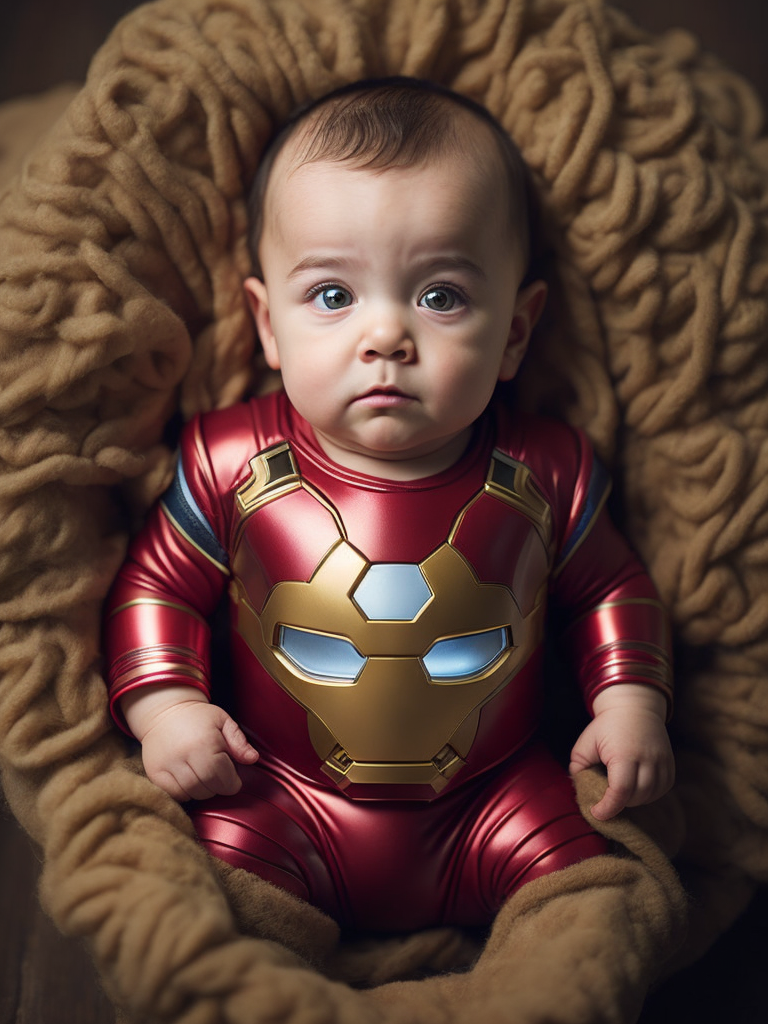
[105,78,674,932]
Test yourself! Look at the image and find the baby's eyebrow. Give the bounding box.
[419,255,487,280]
[286,252,487,282]
[287,255,349,280]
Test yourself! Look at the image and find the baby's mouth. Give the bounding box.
[354,386,415,408]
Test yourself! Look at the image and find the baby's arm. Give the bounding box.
[106,412,264,802]
[540,428,675,820]
[121,685,259,802]
[568,683,674,820]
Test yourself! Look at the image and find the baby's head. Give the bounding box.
[245,78,547,480]
[247,78,535,279]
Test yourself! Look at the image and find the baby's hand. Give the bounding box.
[569,684,674,821]
[121,686,259,802]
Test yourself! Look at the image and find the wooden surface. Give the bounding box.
[0,808,115,1024]
[0,1,767,1022]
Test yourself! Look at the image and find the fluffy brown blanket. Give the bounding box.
[1,0,767,1021]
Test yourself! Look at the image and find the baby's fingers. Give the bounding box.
[175,751,243,798]
[201,750,245,796]
[149,765,218,803]
[625,756,675,809]
[221,715,259,766]
[590,761,638,821]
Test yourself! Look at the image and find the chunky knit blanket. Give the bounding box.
[1,1,767,1021]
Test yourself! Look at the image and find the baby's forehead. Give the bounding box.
[249,90,531,273]
[269,110,510,199]
[259,150,526,276]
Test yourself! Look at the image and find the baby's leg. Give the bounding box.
[188,758,482,931]
[188,746,607,931]
[443,742,609,923]
[189,759,457,931]
[188,760,339,914]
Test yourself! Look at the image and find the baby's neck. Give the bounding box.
[312,427,473,482]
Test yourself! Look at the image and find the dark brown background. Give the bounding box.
[1,0,768,105]
[1,1,767,1022]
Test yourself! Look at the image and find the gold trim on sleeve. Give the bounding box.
[108,597,208,624]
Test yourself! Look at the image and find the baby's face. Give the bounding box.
[246,135,544,479]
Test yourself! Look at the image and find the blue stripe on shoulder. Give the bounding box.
[161,458,229,569]
[558,455,611,566]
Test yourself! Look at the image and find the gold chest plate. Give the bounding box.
[231,443,550,792]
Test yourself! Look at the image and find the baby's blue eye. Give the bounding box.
[311,286,353,311]
[419,287,461,312]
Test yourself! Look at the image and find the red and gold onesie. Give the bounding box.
[105,390,672,931]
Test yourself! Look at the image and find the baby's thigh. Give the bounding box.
[189,763,465,930]
[188,761,447,929]
[188,762,338,911]
[450,743,608,920]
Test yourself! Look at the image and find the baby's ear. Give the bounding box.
[244,277,280,369]
[498,280,548,382]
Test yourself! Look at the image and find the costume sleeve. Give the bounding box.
[550,435,673,718]
[104,417,231,734]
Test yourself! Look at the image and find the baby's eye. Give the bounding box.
[418,286,463,312]
[310,285,353,311]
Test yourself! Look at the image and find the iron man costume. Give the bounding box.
[105,390,672,931]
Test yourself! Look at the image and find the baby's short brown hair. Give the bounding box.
[248,77,536,278]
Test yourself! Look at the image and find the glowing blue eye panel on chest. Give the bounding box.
[351,563,433,621]
[278,625,366,683]
[423,627,511,681]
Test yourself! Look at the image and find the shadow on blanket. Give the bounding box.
[0,1,766,1021]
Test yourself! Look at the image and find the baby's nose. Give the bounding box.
[359,312,415,361]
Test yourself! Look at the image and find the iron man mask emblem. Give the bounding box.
[235,535,540,792]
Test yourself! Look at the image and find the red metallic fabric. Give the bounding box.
[191,742,606,931]
[104,391,671,928]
